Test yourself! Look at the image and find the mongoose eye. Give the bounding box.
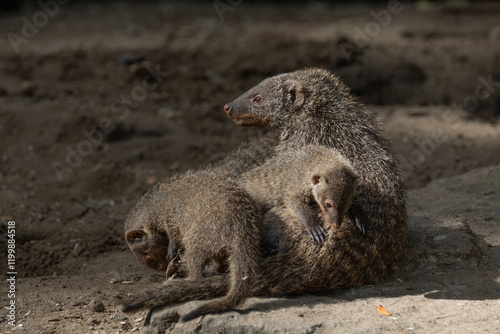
[325,200,333,208]
[252,95,263,104]
[144,256,156,265]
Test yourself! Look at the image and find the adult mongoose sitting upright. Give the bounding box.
[123,170,263,321]
[240,144,360,243]
[122,68,407,319]
[224,67,408,264]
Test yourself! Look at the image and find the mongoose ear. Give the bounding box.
[126,229,147,244]
[284,80,304,108]
[311,174,321,185]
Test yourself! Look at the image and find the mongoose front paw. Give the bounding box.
[305,223,326,244]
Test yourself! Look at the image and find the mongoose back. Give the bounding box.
[123,68,407,317]
[123,170,263,321]
[210,132,279,179]
[240,144,359,243]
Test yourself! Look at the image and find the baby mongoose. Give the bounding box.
[125,133,280,278]
[240,144,359,243]
[123,170,263,321]
[124,68,407,317]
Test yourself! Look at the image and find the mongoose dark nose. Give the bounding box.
[224,104,232,115]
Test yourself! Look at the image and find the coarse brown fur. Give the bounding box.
[123,68,408,318]
[225,67,408,270]
[210,132,280,179]
[124,133,279,277]
[240,144,359,243]
[122,170,263,321]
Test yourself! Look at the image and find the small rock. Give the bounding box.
[147,311,180,332]
[434,235,447,241]
[73,243,83,256]
[146,176,158,185]
[73,300,87,307]
[91,299,105,313]
[12,324,27,332]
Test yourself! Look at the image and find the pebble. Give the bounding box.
[91,299,105,313]
[146,176,158,185]
[72,300,87,307]
[73,243,83,256]
[12,324,27,332]
[434,235,447,241]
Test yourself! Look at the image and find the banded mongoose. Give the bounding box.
[125,133,279,277]
[123,170,263,321]
[224,68,408,262]
[240,144,360,243]
[123,68,407,317]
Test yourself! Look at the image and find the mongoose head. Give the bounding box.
[224,68,347,130]
[311,167,358,229]
[224,75,304,129]
[124,183,181,274]
[125,228,172,273]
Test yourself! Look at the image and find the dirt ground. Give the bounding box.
[0,1,499,333]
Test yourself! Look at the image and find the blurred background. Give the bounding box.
[0,0,500,330]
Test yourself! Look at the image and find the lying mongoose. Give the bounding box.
[124,133,279,277]
[240,144,359,243]
[123,68,407,317]
[123,170,263,321]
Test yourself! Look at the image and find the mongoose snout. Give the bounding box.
[224,103,232,115]
[323,207,339,229]
[224,98,267,127]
